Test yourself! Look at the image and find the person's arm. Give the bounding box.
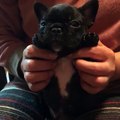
[73,0,120,94]
[0,0,27,78]
[0,1,58,92]
[71,41,117,94]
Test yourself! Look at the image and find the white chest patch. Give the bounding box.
[54,57,75,97]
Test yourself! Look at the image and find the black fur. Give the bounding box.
[33,0,99,119]
[32,0,99,57]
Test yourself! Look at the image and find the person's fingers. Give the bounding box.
[27,80,50,92]
[79,71,109,87]
[22,59,57,72]
[80,80,106,94]
[75,59,114,75]
[72,46,107,60]
[24,71,53,83]
[23,45,57,60]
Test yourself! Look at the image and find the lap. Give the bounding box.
[0,78,120,120]
[77,95,120,120]
[0,80,45,120]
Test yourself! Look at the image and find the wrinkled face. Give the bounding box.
[34,1,99,56]
[38,4,86,55]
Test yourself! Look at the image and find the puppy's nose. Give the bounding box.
[51,27,62,35]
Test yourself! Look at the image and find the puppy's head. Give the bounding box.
[33,0,99,56]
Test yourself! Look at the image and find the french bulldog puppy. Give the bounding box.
[33,0,99,119]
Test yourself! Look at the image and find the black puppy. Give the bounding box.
[33,0,99,119]
[33,0,99,57]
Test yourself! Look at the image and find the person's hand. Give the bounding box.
[72,41,116,94]
[21,44,57,92]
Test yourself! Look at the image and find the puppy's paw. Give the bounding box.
[82,32,99,47]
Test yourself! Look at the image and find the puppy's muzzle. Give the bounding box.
[51,27,62,35]
[50,23,63,35]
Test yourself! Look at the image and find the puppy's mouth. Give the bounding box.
[50,26,64,52]
[51,42,62,52]
[51,37,63,53]
[48,23,66,52]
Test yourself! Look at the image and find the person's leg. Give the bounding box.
[77,95,120,120]
[0,79,47,120]
[77,80,120,120]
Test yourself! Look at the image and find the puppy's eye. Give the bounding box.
[70,20,81,28]
[40,21,46,26]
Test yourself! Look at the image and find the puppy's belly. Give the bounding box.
[55,57,75,97]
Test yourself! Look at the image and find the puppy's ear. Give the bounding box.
[34,3,48,22]
[78,0,99,28]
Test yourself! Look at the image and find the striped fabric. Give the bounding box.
[0,80,120,120]
[77,96,120,120]
[0,82,45,120]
